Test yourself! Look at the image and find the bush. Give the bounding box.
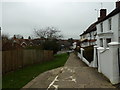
[83,45,94,63]
[2,41,23,51]
[42,40,60,54]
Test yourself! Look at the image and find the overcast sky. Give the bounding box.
[1,0,116,39]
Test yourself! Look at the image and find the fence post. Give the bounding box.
[92,46,98,67]
[108,42,120,84]
[97,47,104,73]
[81,48,84,61]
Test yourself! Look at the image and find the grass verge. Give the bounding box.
[2,53,69,89]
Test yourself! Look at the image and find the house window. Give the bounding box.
[106,38,111,47]
[108,18,112,30]
[83,35,85,38]
[100,38,103,47]
[94,31,97,39]
[100,23,103,32]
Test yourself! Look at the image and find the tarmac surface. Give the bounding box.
[23,53,115,89]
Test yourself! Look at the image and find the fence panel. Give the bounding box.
[23,50,34,66]
[2,52,5,73]
[36,50,44,63]
[2,49,53,74]
[48,51,53,61]
[6,51,12,72]
[17,50,23,68]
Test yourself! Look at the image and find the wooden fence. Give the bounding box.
[2,49,53,74]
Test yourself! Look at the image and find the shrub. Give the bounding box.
[42,40,60,54]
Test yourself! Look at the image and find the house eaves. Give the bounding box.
[80,22,97,36]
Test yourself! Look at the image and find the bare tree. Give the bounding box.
[34,28,47,38]
[34,26,63,39]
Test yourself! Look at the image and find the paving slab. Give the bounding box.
[23,53,115,89]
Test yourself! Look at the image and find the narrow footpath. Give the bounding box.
[23,53,115,89]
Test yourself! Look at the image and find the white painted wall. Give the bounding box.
[112,14,119,42]
[96,42,120,84]
[99,49,112,79]
[118,13,120,41]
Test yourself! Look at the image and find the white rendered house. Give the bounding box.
[93,1,120,84]
[79,1,120,84]
[80,23,97,47]
[96,9,120,48]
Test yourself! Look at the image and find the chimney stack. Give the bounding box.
[100,9,107,19]
[116,1,120,8]
[98,9,107,20]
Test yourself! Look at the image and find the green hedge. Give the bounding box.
[83,45,94,63]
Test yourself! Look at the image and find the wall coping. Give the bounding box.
[80,48,84,51]
[108,42,120,46]
[97,47,104,50]
[94,46,98,48]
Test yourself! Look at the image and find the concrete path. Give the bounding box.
[23,53,115,89]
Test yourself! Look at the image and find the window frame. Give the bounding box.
[108,18,112,30]
[100,23,103,32]
[100,38,103,47]
[106,38,111,47]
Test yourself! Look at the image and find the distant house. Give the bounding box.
[12,36,46,48]
[57,39,71,50]
[12,36,29,48]
[79,8,108,48]
[80,22,97,47]
[20,41,27,47]
[71,39,79,49]
[32,38,46,46]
